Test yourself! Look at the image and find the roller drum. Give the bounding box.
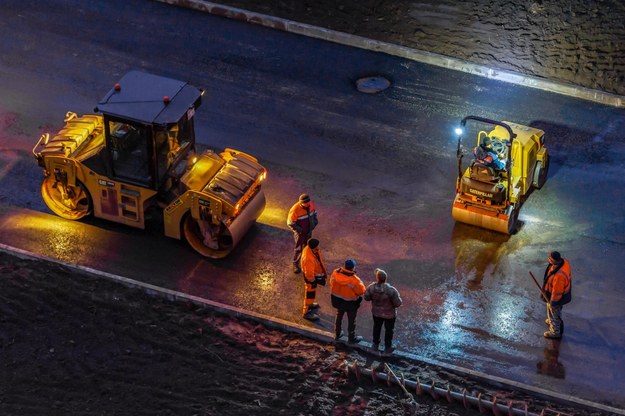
[184,189,266,258]
[452,198,516,235]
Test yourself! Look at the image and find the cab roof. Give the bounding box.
[94,71,202,125]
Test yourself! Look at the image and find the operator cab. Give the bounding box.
[94,71,202,190]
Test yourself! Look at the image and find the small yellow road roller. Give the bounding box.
[452,115,549,234]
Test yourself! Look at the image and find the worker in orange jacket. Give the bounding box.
[542,251,572,339]
[300,238,327,321]
[330,259,366,343]
[287,194,318,273]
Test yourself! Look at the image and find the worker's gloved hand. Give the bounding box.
[549,301,558,307]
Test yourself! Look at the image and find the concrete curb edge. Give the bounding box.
[155,0,624,108]
[1,243,622,414]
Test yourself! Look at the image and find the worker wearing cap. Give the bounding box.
[300,238,327,321]
[330,259,366,343]
[364,268,402,354]
[542,251,572,339]
[287,194,318,273]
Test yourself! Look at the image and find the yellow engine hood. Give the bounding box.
[181,149,265,210]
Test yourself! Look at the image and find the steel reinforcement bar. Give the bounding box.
[344,361,572,416]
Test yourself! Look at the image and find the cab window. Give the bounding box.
[154,124,181,184]
[107,120,152,185]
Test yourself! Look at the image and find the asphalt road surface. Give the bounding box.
[1,0,624,411]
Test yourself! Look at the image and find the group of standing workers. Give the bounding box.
[287,194,402,352]
[287,193,572,353]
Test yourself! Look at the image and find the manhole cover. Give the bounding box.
[356,76,391,93]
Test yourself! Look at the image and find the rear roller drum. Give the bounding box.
[183,214,233,259]
[41,176,92,220]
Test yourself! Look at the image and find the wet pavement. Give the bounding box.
[1,0,625,412]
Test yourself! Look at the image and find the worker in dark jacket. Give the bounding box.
[542,251,572,339]
[364,269,402,354]
[330,259,366,343]
[287,194,318,273]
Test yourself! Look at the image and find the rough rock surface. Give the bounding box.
[215,0,625,96]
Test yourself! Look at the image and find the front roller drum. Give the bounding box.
[183,190,266,259]
[452,199,518,235]
[41,176,92,220]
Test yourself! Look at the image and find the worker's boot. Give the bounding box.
[383,344,395,355]
[303,310,319,321]
[348,334,363,344]
[292,262,301,274]
[309,302,320,310]
[543,331,562,339]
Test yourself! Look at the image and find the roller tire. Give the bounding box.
[506,204,519,235]
[533,156,549,189]
[41,177,92,220]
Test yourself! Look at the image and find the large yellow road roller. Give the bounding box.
[452,116,548,234]
[33,71,267,258]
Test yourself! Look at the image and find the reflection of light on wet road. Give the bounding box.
[257,204,286,228]
[488,290,529,340]
[436,291,472,355]
[231,264,281,310]
[428,273,531,363]
[3,211,92,263]
[251,265,275,291]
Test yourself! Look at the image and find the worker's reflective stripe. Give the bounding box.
[331,293,360,301]
[287,211,316,225]
[295,212,315,221]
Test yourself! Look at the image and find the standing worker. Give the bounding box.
[364,268,402,354]
[330,259,366,343]
[300,238,327,321]
[287,194,318,273]
[542,251,572,339]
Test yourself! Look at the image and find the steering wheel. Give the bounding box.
[490,140,506,156]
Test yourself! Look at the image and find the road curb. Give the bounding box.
[155,0,624,108]
[1,243,622,414]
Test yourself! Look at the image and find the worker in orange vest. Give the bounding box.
[330,259,366,343]
[542,251,572,339]
[287,194,318,273]
[300,238,327,321]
